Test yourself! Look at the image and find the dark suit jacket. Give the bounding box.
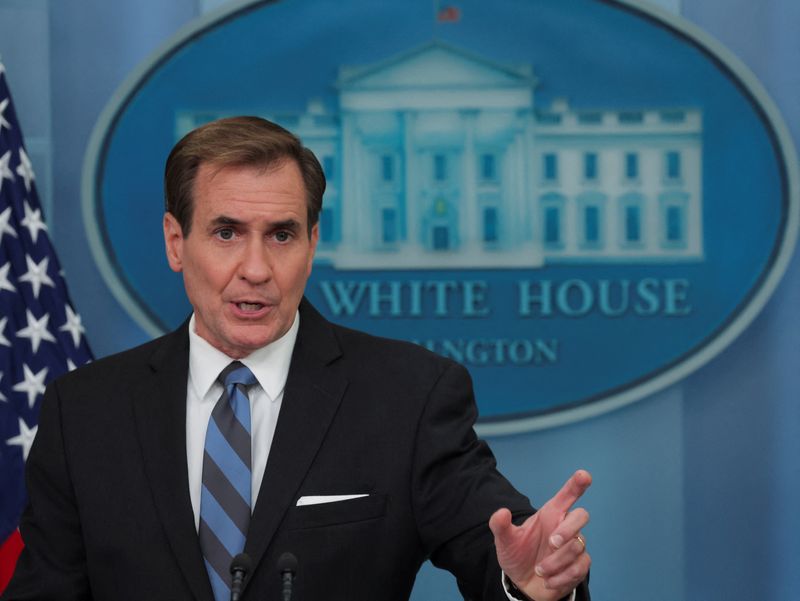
[3,299,588,601]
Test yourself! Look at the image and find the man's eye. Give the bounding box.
[216,228,235,240]
[274,231,291,242]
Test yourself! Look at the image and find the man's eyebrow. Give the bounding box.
[270,219,301,231]
[209,215,243,226]
[208,216,302,230]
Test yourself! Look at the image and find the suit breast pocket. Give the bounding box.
[287,494,388,530]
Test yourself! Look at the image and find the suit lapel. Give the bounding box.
[244,300,348,583]
[132,322,214,601]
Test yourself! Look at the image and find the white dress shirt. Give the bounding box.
[185,311,299,530]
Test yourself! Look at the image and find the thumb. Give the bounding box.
[489,507,515,547]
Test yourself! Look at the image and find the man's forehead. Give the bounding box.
[189,159,310,231]
[198,161,303,196]
[197,158,297,182]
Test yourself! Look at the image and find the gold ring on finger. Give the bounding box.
[576,534,586,552]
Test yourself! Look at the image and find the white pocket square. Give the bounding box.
[296,494,369,506]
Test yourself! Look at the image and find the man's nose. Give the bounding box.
[238,239,273,283]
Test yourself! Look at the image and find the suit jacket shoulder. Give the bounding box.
[52,319,189,398]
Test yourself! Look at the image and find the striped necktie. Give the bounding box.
[199,361,256,601]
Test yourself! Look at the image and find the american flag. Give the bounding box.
[0,62,93,593]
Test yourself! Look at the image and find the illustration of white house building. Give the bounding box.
[176,41,703,269]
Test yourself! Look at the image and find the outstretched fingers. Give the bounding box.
[547,506,589,550]
[547,470,592,515]
[538,547,592,591]
[536,507,590,589]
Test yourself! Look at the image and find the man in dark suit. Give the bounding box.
[3,117,591,601]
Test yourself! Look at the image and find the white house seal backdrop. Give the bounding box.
[83,0,798,432]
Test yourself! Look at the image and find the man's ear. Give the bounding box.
[163,212,184,273]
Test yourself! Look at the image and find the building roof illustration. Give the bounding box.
[337,40,538,91]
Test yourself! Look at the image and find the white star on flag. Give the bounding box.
[18,254,55,299]
[0,206,17,244]
[16,148,34,192]
[20,200,48,244]
[0,262,14,293]
[12,364,48,409]
[66,358,77,372]
[0,316,11,347]
[0,97,11,132]
[0,373,6,402]
[59,305,85,347]
[6,418,38,461]
[0,149,13,192]
[16,309,56,353]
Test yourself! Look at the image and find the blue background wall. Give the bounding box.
[0,0,797,599]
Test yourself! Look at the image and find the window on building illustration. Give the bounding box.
[382,155,394,182]
[578,112,602,124]
[665,205,684,243]
[382,208,397,244]
[434,154,447,182]
[320,208,334,243]
[543,153,558,182]
[665,151,681,180]
[480,153,496,181]
[625,205,641,242]
[323,156,335,181]
[625,153,639,180]
[584,153,598,181]
[661,110,686,123]
[619,111,643,124]
[584,206,600,244]
[433,225,449,250]
[483,207,498,243]
[536,112,562,125]
[544,206,561,245]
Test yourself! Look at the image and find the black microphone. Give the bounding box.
[229,552,252,601]
[277,552,298,601]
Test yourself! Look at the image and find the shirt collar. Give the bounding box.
[188,311,300,402]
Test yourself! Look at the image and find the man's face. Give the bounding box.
[164,160,318,358]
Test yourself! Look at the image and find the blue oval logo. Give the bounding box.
[83,0,799,433]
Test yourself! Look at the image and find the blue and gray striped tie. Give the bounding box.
[199,361,256,601]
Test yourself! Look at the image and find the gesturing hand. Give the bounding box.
[489,470,592,601]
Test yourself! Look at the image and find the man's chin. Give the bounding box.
[224,326,285,357]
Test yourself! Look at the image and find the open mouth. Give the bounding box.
[237,302,264,311]
[236,303,264,311]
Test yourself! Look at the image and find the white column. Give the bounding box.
[461,110,478,250]
[403,111,421,251]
